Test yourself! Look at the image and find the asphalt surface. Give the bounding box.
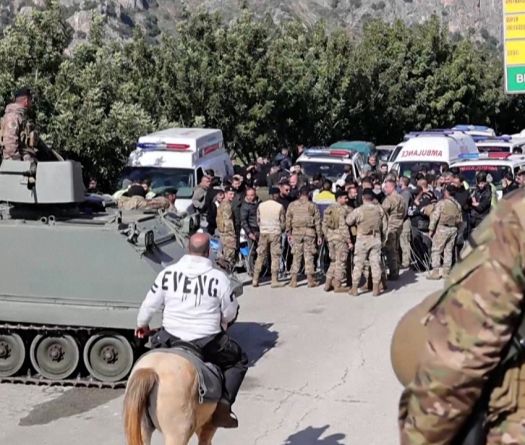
[0,270,441,445]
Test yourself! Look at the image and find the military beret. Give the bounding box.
[335,189,347,198]
[15,87,32,98]
[224,186,234,193]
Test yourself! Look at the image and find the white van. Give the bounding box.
[476,136,525,155]
[450,153,525,199]
[120,128,234,213]
[391,131,478,178]
[296,147,367,184]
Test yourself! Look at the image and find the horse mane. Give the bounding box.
[123,368,159,445]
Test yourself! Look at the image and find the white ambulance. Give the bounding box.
[391,130,478,178]
[475,135,525,155]
[450,153,525,199]
[120,128,234,213]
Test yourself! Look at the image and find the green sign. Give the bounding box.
[504,0,525,94]
[507,66,525,92]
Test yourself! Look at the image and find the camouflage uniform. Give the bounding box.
[253,199,285,281]
[322,202,350,288]
[399,189,525,445]
[428,197,462,277]
[400,219,412,268]
[217,200,237,268]
[382,191,407,279]
[0,102,37,161]
[346,203,386,294]
[286,197,322,278]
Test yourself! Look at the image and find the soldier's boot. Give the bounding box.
[427,269,441,280]
[289,274,298,288]
[441,269,450,279]
[333,280,350,293]
[307,275,319,288]
[372,282,381,297]
[350,285,359,296]
[271,273,284,288]
[252,270,260,288]
[324,277,334,292]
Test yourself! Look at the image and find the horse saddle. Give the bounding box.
[145,346,223,403]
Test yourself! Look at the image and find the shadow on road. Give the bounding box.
[385,268,418,292]
[19,388,123,426]
[229,322,279,367]
[284,425,346,444]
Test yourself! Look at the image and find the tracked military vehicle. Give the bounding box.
[0,159,242,387]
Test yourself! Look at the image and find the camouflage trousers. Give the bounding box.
[219,232,237,268]
[326,239,349,283]
[290,234,317,275]
[384,227,402,278]
[253,233,281,275]
[400,219,411,268]
[352,235,383,285]
[431,226,457,273]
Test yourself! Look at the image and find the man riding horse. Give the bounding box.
[135,233,248,428]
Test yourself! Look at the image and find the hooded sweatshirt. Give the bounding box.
[137,255,239,341]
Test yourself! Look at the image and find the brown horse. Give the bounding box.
[123,351,218,445]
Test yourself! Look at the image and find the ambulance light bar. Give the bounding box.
[137,142,191,151]
[458,152,512,160]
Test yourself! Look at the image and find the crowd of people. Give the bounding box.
[191,149,525,296]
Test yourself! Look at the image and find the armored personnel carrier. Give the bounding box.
[0,159,242,387]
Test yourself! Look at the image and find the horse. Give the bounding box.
[123,350,219,445]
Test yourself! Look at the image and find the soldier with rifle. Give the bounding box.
[396,188,525,445]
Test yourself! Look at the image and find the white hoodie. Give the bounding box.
[137,255,239,341]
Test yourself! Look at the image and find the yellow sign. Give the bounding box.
[505,0,525,14]
[506,14,525,38]
[506,40,525,65]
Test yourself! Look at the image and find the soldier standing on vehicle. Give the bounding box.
[347,189,387,297]
[192,175,211,214]
[399,188,525,445]
[0,87,42,161]
[252,187,286,288]
[217,187,237,270]
[426,184,462,280]
[286,186,322,288]
[322,190,352,293]
[382,179,407,280]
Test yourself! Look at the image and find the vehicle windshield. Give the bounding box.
[455,164,512,189]
[299,162,348,180]
[119,167,195,199]
[375,149,392,163]
[477,145,511,154]
[397,162,448,178]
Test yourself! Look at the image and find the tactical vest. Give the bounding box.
[258,200,284,235]
[439,198,462,227]
[356,204,382,236]
[290,201,317,230]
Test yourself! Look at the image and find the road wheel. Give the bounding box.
[30,334,80,380]
[0,333,25,377]
[83,333,134,382]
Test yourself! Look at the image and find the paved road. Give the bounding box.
[0,271,441,445]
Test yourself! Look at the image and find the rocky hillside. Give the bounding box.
[0,0,503,46]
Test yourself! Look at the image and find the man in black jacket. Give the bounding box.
[469,171,492,231]
[240,188,259,242]
[503,172,519,195]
